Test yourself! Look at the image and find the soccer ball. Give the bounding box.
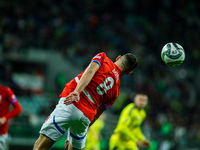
[161,42,185,67]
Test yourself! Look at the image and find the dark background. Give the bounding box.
[0,0,200,149]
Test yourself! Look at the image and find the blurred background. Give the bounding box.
[0,0,200,150]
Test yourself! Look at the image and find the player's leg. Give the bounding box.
[67,107,91,150]
[34,98,71,150]
[68,143,83,150]
[33,134,55,150]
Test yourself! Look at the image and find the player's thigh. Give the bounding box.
[68,111,91,150]
[34,133,55,150]
[39,98,77,142]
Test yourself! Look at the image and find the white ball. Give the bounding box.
[161,42,185,67]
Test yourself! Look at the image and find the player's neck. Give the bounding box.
[134,104,142,110]
[114,62,125,76]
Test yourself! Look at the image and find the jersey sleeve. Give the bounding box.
[4,87,22,120]
[4,101,22,120]
[90,52,105,68]
[134,111,147,141]
[134,126,146,142]
[5,87,17,104]
[115,104,138,142]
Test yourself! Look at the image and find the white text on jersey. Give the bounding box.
[112,69,119,82]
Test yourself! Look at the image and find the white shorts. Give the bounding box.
[0,134,8,150]
[40,97,91,149]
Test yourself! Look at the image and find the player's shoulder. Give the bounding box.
[5,86,12,91]
[122,103,134,114]
[0,85,12,95]
[127,103,134,108]
[98,52,106,56]
[124,103,134,110]
[94,52,107,58]
[0,85,8,90]
[92,52,106,60]
[3,86,13,94]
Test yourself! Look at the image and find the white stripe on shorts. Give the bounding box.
[75,77,97,106]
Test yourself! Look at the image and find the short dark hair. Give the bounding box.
[134,93,149,101]
[120,53,138,72]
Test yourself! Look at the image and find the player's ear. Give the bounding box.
[126,71,133,75]
[116,55,121,61]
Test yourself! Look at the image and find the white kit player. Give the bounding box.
[33,52,138,150]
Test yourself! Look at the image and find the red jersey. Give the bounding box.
[60,52,121,121]
[0,85,22,135]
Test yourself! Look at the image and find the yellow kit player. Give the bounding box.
[109,93,151,150]
[85,114,105,150]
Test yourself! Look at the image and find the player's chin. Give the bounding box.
[139,105,145,109]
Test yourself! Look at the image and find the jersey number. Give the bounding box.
[96,77,114,95]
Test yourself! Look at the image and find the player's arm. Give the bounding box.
[5,100,22,120]
[64,61,100,105]
[134,111,147,142]
[114,104,138,142]
[134,114,151,148]
[65,103,105,149]
[0,88,22,126]
[89,104,106,127]
[116,116,138,142]
[0,101,22,126]
[135,126,146,141]
[74,61,100,94]
[135,124,151,148]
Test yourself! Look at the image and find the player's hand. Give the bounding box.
[143,140,151,148]
[65,139,69,149]
[64,91,80,105]
[0,117,7,126]
[136,141,144,148]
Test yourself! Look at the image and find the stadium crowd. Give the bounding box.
[0,0,200,149]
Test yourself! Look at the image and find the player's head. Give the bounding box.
[115,53,138,76]
[134,93,148,109]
